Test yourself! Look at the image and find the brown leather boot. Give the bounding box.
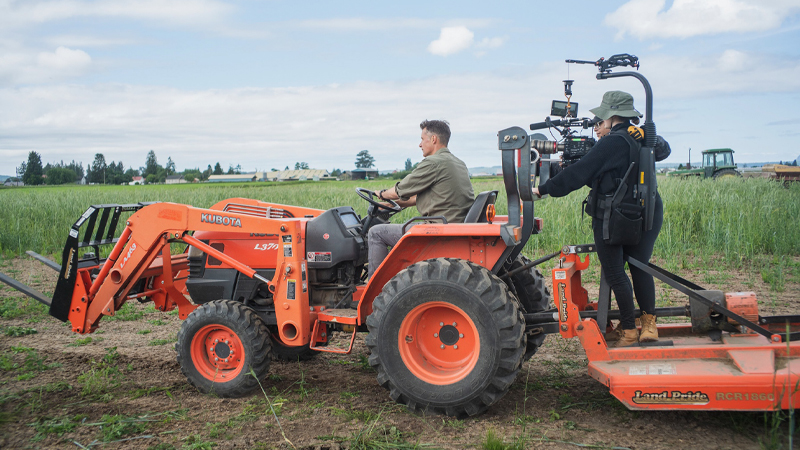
[613,328,639,347]
[639,312,658,342]
[604,322,620,341]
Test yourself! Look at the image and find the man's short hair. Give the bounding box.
[420,120,451,147]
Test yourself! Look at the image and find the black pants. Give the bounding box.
[592,195,663,330]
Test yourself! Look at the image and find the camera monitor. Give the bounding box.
[551,100,577,117]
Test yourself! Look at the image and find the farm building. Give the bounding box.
[208,170,332,183]
[269,169,332,181]
[341,168,378,180]
[208,173,261,183]
[166,175,187,184]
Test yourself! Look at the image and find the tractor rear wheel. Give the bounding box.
[176,300,271,397]
[713,169,742,179]
[505,256,551,360]
[365,258,525,417]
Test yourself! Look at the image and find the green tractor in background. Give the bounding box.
[670,148,742,179]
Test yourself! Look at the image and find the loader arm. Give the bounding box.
[52,202,311,341]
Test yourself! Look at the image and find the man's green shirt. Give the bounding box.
[395,148,474,223]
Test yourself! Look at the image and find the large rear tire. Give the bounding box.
[365,258,525,417]
[505,256,551,360]
[176,300,271,397]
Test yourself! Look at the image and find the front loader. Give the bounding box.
[3,53,800,418]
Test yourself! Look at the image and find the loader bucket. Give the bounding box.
[50,203,158,322]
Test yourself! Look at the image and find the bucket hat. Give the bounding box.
[589,91,642,121]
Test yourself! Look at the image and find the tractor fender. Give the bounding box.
[357,222,514,320]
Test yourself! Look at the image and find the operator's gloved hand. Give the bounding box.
[627,125,644,141]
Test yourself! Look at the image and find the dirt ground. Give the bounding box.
[1,255,798,450]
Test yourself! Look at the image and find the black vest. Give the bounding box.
[583,129,641,221]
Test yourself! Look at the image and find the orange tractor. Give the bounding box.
[2,55,799,417]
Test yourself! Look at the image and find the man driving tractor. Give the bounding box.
[368,119,474,277]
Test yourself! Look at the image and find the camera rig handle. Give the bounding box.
[529,117,597,132]
[566,53,639,74]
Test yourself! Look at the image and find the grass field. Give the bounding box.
[1,177,799,448]
[1,176,799,264]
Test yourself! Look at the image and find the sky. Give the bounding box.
[2,0,800,177]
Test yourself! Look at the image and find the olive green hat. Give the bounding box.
[589,91,642,121]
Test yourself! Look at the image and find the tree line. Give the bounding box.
[15,151,250,186]
[14,149,412,186]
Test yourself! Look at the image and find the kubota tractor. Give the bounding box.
[33,135,549,418]
[3,53,799,417]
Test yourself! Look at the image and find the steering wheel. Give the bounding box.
[356,187,402,213]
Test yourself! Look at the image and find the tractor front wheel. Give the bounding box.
[176,300,271,397]
[365,258,525,417]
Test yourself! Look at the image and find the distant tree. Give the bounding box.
[145,174,159,184]
[45,167,76,185]
[166,157,176,175]
[21,151,44,185]
[144,150,160,177]
[67,160,85,180]
[678,164,684,170]
[330,168,342,177]
[227,165,234,175]
[107,161,129,184]
[213,162,223,175]
[355,150,374,168]
[125,166,139,177]
[284,165,289,170]
[183,168,202,182]
[88,153,107,184]
[203,164,212,180]
[234,164,242,174]
[294,162,309,170]
[405,158,413,171]
[792,160,798,167]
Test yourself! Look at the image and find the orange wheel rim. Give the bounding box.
[190,324,246,382]
[397,301,479,385]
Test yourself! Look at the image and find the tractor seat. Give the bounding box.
[463,190,498,223]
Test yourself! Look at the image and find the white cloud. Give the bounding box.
[0,70,563,175]
[37,46,91,72]
[644,49,800,98]
[0,46,91,84]
[605,0,800,39]
[428,26,474,56]
[0,0,233,29]
[2,49,799,174]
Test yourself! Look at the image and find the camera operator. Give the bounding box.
[532,91,667,347]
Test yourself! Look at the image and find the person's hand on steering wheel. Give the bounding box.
[356,187,401,213]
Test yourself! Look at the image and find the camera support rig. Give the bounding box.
[544,53,658,231]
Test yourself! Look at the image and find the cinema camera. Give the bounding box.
[529,54,641,167]
[528,81,598,167]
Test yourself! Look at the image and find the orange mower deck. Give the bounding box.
[537,247,800,411]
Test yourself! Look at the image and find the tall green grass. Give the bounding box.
[1,177,798,265]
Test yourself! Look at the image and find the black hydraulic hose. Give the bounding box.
[499,251,560,279]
